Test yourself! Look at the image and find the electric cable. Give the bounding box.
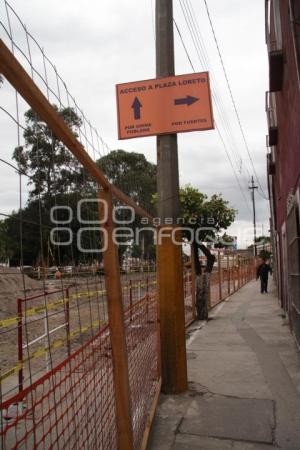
[203,0,269,200]
[174,3,253,214]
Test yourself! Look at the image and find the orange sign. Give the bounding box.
[116,72,214,139]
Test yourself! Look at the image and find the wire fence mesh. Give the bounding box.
[209,251,255,309]
[0,2,255,448]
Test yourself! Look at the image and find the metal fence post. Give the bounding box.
[146,276,149,322]
[237,255,240,290]
[218,250,222,300]
[241,257,244,286]
[17,298,23,393]
[129,279,133,323]
[227,254,230,296]
[98,188,133,450]
[65,288,71,357]
[234,253,237,292]
[191,252,197,319]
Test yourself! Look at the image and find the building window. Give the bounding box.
[266,0,283,51]
[290,0,300,86]
[272,0,283,50]
[266,1,284,91]
[287,191,300,342]
[274,146,282,198]
[266,91,278,128]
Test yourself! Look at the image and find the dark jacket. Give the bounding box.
[257,263,272,280]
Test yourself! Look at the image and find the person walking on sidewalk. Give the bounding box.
[256,260,272,294]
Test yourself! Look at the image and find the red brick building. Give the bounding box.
[266,0,300,345]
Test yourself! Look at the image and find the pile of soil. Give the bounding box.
[0,267,40,291]
[0,267,43,318]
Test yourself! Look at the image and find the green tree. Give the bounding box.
[214,233,236,249]
[153,185,236,318]
[97,150,157,261]
[248,236,272,260]
[5,106,98,266]
[248,236,271,249]
[259,249,271,261]
[255,235,271,244]
[254,236,272,261]
[2,193,102,267]
[2,203,45,266]
[0,220,13,264]
[13,106,86,200]
[97,150,156,214]
[179,186,236,319]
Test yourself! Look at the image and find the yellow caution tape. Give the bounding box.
[0,319,105,383]
[0,281,157,329]
[0,288,157,383]
[0,363,23,382]
[0,316,19,328]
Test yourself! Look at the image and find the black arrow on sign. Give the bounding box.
[174,95,199,106]
[131,97,142,120]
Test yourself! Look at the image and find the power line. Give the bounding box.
[1,1,111,161]
[178,0,247,179]
[216,125,252,214]
[174,2,252,214]
[0,105,26,131]
[173,18,196,71]
[178,0,254,198]
[0,157,29,177]
[180,0,250,184]
[203,0,269,200]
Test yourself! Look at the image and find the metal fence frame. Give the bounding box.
[0,38,256,450]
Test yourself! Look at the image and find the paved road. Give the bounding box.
[148,279,300,450]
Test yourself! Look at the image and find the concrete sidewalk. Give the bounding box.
[148,279,300,450]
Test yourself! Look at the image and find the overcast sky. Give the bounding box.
[0,0,270,248]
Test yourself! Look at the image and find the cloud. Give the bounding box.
[0,0,270,247]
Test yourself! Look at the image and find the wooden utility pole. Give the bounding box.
[156,0,188,394]
[249,176,258,257]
